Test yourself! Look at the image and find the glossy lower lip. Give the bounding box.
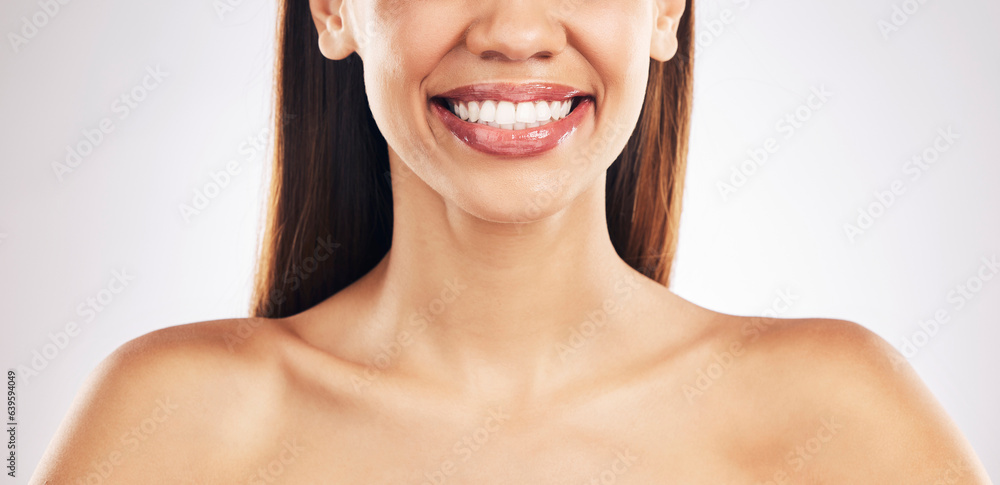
[432,97,594,157]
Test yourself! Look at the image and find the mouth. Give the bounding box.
[430,83,595,157]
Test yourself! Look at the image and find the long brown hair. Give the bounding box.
[251,1,695,318]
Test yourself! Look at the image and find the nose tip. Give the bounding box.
[465,4,567,62]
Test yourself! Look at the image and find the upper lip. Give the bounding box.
[432,82,592,103]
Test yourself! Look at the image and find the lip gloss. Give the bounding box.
[431,83,594,157]
[432,98,593,157]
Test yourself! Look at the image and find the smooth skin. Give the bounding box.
[31,0,991,483]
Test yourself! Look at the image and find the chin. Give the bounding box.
[444,175,590,225]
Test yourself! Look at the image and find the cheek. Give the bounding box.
[366,0,467,88]
[571,1,650,64]
[569,2,652,138]
[363,5,465,150]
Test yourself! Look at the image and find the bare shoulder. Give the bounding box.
[30,318,295,484]
[702,312,992,483]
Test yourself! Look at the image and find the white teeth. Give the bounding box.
[479,101,496,123]
[495,101,516,124]
[444,97,580,130]
[549,101,562,120]
[535,101,551,121]
[468,101,480,122]
[515,102,535,123]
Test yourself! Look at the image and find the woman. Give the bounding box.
[31,0,991,483]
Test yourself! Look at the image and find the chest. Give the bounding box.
[244,404,765,485]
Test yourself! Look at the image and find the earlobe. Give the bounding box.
[650,0,684,62]
[311,0,356,60]
[316,15,355,61]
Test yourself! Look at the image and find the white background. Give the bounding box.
[0,0,997,482]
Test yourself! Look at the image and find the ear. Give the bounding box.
[650,0,686,62]
[310,0,356,60]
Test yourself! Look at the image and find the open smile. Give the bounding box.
[431,82,595,157]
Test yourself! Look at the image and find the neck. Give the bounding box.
[318,153,651,399]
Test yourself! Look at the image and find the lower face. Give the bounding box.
[359,0,653,223]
